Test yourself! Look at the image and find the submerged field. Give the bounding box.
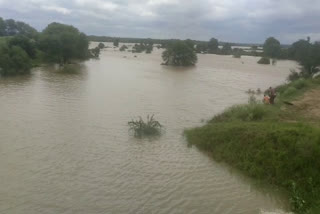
[185,77,320,213]
[0,45,298,214]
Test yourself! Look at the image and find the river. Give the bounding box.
[0,43,297,214]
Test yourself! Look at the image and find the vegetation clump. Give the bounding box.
[119,45,128,51]
[39,22,89,65]
[0,45,31,76]
[128,115,162,137]
[132,42,153,54]
[162,40,197,66]
[257,57,271,64]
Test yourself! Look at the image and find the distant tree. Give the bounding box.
[0,18,37,38]
[39,22,89,65]
[289,39,320,76]
[0,17,5,36]
[0,45,32,76]
[15,21,38,38]
[162,40,197,66]
[208,38,219,53]
[145,44,153,54]
[221,43,232,55]
[185,39,195,49]
[263,37,281,58]
[251,45,258,51]
[195,42,208,53]
[113,38,120,47]
[98,42,105,49]
[233,48,242,58]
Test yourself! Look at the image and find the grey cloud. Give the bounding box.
[0,0,319,43]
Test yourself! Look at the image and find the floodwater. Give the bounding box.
[0,43,298,214]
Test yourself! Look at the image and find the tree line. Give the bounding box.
[0,17,101,76]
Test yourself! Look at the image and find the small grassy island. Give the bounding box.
[185,77,320,214]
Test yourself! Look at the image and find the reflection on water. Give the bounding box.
[0,45,297,214]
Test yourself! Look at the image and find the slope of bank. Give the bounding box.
[185,77,320,214]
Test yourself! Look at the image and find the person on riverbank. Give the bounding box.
[268,87,276,104]
[263,94,270,104]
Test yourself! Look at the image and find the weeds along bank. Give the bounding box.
[185,77,320,214]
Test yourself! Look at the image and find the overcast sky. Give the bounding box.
[0,0,320,44]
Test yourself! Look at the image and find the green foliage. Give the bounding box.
[257,57,271,64]
[220,43,232,55]
[90,47,100,58]
[128,115,162,137]
[162,40,198,66]
[210,103,275,123]
[0,17,37,38]
[8,35,37,58]
[119,45,128,51]
[195,42,208,53]
[289,40,320,77]
[208,38,219,53]
[282,86,298,97]
[98,42,105,49]
[287,69,301,82]
[132,43,153,53]
[185,39,195,49]
[0,17,5,36]
[0,45,31,76]
[39,22,89,64]
[113,38,120,47]
[263,37,281,58]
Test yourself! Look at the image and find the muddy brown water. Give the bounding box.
[0,43,298,214]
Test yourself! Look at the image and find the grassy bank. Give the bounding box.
[185,77,320,213]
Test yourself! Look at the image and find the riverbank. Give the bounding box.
[185,77,320,213]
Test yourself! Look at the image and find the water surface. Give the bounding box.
[0,44,297,214]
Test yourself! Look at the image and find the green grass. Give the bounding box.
[185,78,320,213]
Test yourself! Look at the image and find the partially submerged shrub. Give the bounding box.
[257,57,271,64]
[128,115,162,137]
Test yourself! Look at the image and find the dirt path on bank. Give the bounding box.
[291,88,320,119]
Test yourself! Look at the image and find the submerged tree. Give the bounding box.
[263,37,281,58]
[39,22,89,65]
[220,43,232,55]
[0,45,32,76]
[8,35,37,58]
[113,38,120,47]
[119,45,128,51]
[162,40,198,66]
[208,38,219,53]
[98,42,105,49]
